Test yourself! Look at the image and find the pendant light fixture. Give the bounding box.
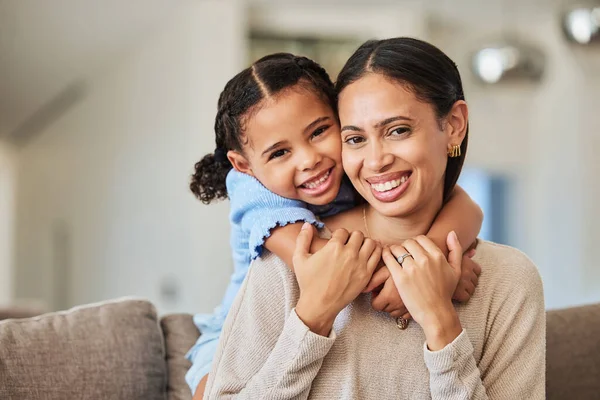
[470,1,546,84]
[562,2,600,44]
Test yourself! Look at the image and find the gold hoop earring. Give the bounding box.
[447,144,461,158]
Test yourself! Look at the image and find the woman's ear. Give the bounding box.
[227,150,254,177]
[445,100,469,146]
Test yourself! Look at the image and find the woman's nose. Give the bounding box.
[365,141,393,172]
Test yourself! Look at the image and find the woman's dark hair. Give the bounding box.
[190,53,337,204]
[336,37,468,201]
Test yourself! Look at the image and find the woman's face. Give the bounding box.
[228,86,344,206]
[338,73,465,218]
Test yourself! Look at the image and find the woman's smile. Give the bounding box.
[366,171,412,202]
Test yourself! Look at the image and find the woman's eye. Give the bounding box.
[311,125,329,139]
[268,149,288,160]
[390,127,410,136]
[345,136,365,145]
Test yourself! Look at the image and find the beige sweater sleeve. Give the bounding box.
[423,251,546,399]
[203,256,335,399]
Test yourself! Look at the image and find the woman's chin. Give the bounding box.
[368,197,417,218]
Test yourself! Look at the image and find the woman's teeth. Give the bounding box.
[303,170,330,189]
[371,175,407,192]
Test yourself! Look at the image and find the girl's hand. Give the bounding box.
[383,232,463,350]
[293,223,381,336]
[364,265,410,319]
[453,248,481,302]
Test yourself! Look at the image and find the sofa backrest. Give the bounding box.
[546,303,600,400]
[2,297,599,399]
[0,298,168,400]
[160,314,200,400]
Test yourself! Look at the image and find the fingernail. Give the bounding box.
[451,231,458,241]
[301,222,310,230]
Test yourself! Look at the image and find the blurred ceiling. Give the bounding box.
[0,0,188,140]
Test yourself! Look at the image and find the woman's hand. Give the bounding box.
[383,232,463,350]
[293,223,381,336]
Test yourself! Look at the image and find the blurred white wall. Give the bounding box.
[15,0,245,314]
[432,11,600,309]
[0,140,16,305]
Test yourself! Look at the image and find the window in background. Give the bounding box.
[458,168,511,245]
[249,33,361,79]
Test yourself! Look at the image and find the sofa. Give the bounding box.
[0,297,598,399]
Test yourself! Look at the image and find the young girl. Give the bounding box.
[186,53,483,397]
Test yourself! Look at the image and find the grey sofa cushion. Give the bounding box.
[0,298,167,400]
[547,303,600,400]
[0,305,44,321]
[160,314,200,400]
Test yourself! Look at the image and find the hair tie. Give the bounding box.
[214,148,228,163]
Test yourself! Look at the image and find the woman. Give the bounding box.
[203,38,545,399]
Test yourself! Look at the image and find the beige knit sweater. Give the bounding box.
[204,241,546,399]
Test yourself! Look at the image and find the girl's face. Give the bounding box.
[228,87,344,206]
[338,73,467,218]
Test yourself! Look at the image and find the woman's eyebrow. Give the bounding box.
[341,125,362,133]
[342,116,413,133]
[374,115,413,128]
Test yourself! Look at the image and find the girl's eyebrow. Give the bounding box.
[341,115,413,133]
[304,116,330,134]
[261,116,331,157]
[261,140,288,157]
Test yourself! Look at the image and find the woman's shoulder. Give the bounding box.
[247,252,298,289]
[474,240,544,298]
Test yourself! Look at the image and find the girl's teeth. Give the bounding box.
[304,170,330,189]
[371,175,407,192]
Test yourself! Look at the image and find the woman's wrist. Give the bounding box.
[422,304,462,351]
[296,297,336,337]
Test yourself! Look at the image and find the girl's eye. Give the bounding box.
[311,125,329,139]
[268,149,288,160]
[344,136,365,145]
[390,127,410,136]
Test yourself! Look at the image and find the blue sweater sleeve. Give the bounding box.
[227,170,324,260]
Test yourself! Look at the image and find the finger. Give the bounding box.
[464,280,476,296]
[358,237,376,261]
[381,279,401,313]
[371,292,389,312]
[414,235,445,259]
[293,222,314,264]
[330,228,350,244]
[390,309,408,318]
[402,312,412,321]
[465,248,476,258]
[468,238,479,252]
[365,244,383,276]
[472,259,482,276]
[446,231,463,272]
[452,290,469,302]
[382,247,405,282]
[396,240,423,267]
[465,258,480,286]
[347,230,365,251]
[471,272,479,287]
[363,264,389,293]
